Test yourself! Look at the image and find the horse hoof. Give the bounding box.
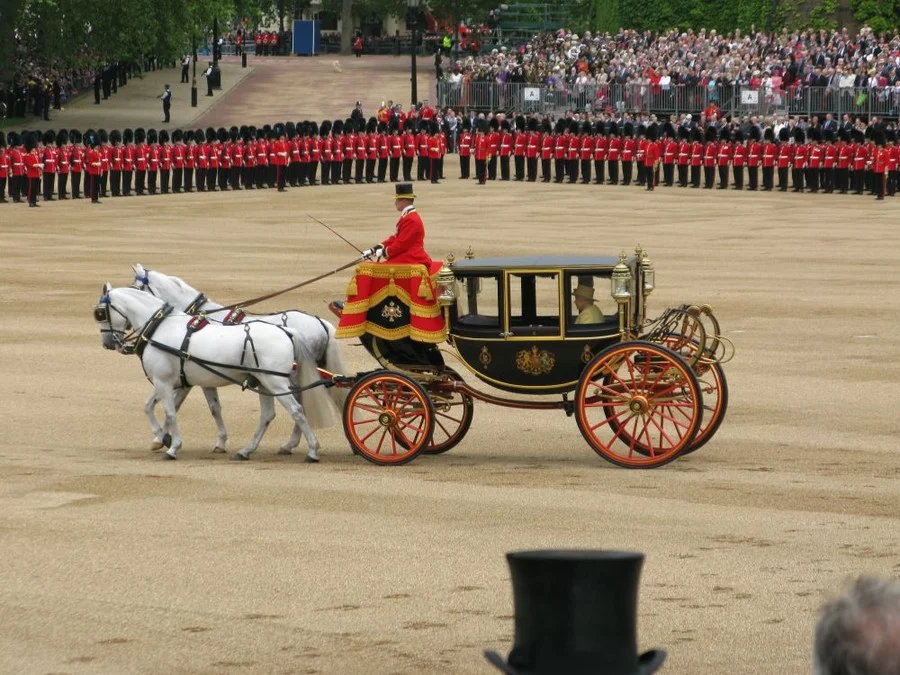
[305,455,320,464]
[162,434,172,448]
[212,446,227,454]
[150,440,164,451]
[277,448,293,456]
[162,452,177,460]
[231,452,250,461]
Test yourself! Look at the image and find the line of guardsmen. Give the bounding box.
[0,117,453,206]
[455,116,899,200]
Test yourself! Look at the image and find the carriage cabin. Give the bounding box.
[445,253,653,394]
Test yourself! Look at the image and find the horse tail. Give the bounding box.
[322,323,349,410]
[292,337,338,429]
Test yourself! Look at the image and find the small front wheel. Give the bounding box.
[343,371,434,465]
[575,341,703,468]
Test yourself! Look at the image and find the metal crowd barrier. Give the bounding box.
[437,82,900,120]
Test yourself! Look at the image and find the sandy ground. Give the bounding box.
[1,60,899,675]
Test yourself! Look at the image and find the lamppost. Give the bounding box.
[408,0,419,106]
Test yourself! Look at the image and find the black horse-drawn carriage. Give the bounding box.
[327,246,732,468]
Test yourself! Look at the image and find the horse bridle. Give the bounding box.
[94,295,134,350]
[132,270,207,314]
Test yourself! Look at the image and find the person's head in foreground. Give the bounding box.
[814,575,900,675]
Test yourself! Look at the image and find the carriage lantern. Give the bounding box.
[640,248,655,295]
[611,252,633,303]
[437,255,458,307]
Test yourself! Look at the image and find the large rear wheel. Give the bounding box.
[575,341,702,468]
[343,371,434,465]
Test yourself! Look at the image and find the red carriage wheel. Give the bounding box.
[342,371,434,465]
[422,368,474,455]
[575,341,702,468]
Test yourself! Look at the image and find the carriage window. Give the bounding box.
[508,272,561,334]
[455,275,500,328]
[567,273,617,326]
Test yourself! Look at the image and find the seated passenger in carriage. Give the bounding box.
[573,281,603,324]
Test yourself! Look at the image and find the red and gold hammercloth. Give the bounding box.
[335,261,447,343]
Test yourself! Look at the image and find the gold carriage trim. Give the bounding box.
[341,285,443,319]
[353,262,441,281]
[335,322,448,343]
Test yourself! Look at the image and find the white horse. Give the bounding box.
[130,264,348,448]
[94,283,324,462]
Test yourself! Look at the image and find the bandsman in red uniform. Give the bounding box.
[592,121,607,185]
[747,126,761,191]
[458,118,473,180]
[731,128,746,190]
[513,116,527,181]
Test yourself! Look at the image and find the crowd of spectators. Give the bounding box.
[443,25,900,98]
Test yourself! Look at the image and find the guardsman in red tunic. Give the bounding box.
[851,129,867,194]
[389,121,403,182]
[643,124,661,191]
[218,128,231,191]
[747,126,761,191]
[703,125,718,189]
[364,183,432,266]
[620,122,635,186]
[41,130,57,201]
[121,128,135,196]
[566,122,581,183]
[513,116,527,181]
[132,128,146,195]
[822,129,836,193]
[661,123,677,187]
[424,122,439,184]
[24,132,44,206]
[806,128,822,193]
[498,121,513,181]
[791,127,807,192]
[718,128,735,190]
[553,120,568,183]
[675,125,690,188]
[159,129,173,194]
[607,122,621,185]
[273,124,289,191]
[354,121,367,184]
[229,126,243,189]
[635,126,648,186]
[579,123,594,184]
[69,130,85,199]
[539,119,553,183]
[376,122,389,183]
[400,120,415,182]
[99,129,110,197]
[835,128,851,194]
[487,118,500,180]
[776,127,792,191]
[592,121,607,185]
[171,129,185,194]
[243,127,257,189]
[731,128,746,190]
[86,130,103,203]
[415,122,429,181]
[0,131,8,203]
[525,118,540,183]
[182,129,195,191]
[147,128,161,195]
[458,118,473,180]
[474,120,488,185]
[9,132,26,202]
[57,131,71,199]
[888,129,899,197]
[872,129,889,200]
[761,127,776,191]
[687,126,702,188]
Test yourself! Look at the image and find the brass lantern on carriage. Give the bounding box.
[437,254,458,319]
[640,248,655,295]
[610,251,633,338]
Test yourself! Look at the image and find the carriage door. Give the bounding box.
[505,271,562,338]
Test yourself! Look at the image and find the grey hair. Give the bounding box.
[814,576,900,675]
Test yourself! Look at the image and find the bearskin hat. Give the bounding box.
[229,126,239,142]
[608,121,620,137]
[793,127,805,144]
[501,120,511,132]
[837,127,849,143]
[123,128,134,144]
[86,130,100,148]
[320,120,332,137]
[553,118,566,134]
[24,132,38,151]
[646,123,658,142]
[541,118,552,134]
[777,127,790,143]
[515,115,526,132]
[718,126,730,142]
[240,126,250,142]
[823,128,835,143]
[159,129,170,143]
[365,117,377,134]
[307,121,318,137]
[677,124,690,141]
[8,132,20,147]
[663,122,675,139]
[489,117,500,131]
[733,127,744,143]
[475,118,488,133]
[851,127,864,143]
[376,121,387,134]
[55,129,69,147]
[761,127,772,142]
[202,127,213,143]
[216,127,227,143]
[331,119,342,136]
[132,128,143,143]
[461,117,472,132]
[42,129,55,146]
[704,125,717,143]
[184,130,194,143]
[886,128,897,143]
[691,126,703,142]
[0,131,6,149]
[873,128,886,146]
[171,129,183,143]
[748,125,761,142]
[98,128,108,143]
[285,121,296,139]
[526,117,538,133]
[636,124,646,138]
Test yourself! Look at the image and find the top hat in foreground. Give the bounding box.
[394,183,416,200]
[485,550,666,675]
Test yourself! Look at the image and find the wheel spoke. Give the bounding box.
[588,406,628,432]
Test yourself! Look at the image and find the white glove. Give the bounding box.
[362,244,385,260]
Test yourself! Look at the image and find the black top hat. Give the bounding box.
[485,550,666,675]
[394,182,416,200]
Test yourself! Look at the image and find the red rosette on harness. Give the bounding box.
[335,261,446,343]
